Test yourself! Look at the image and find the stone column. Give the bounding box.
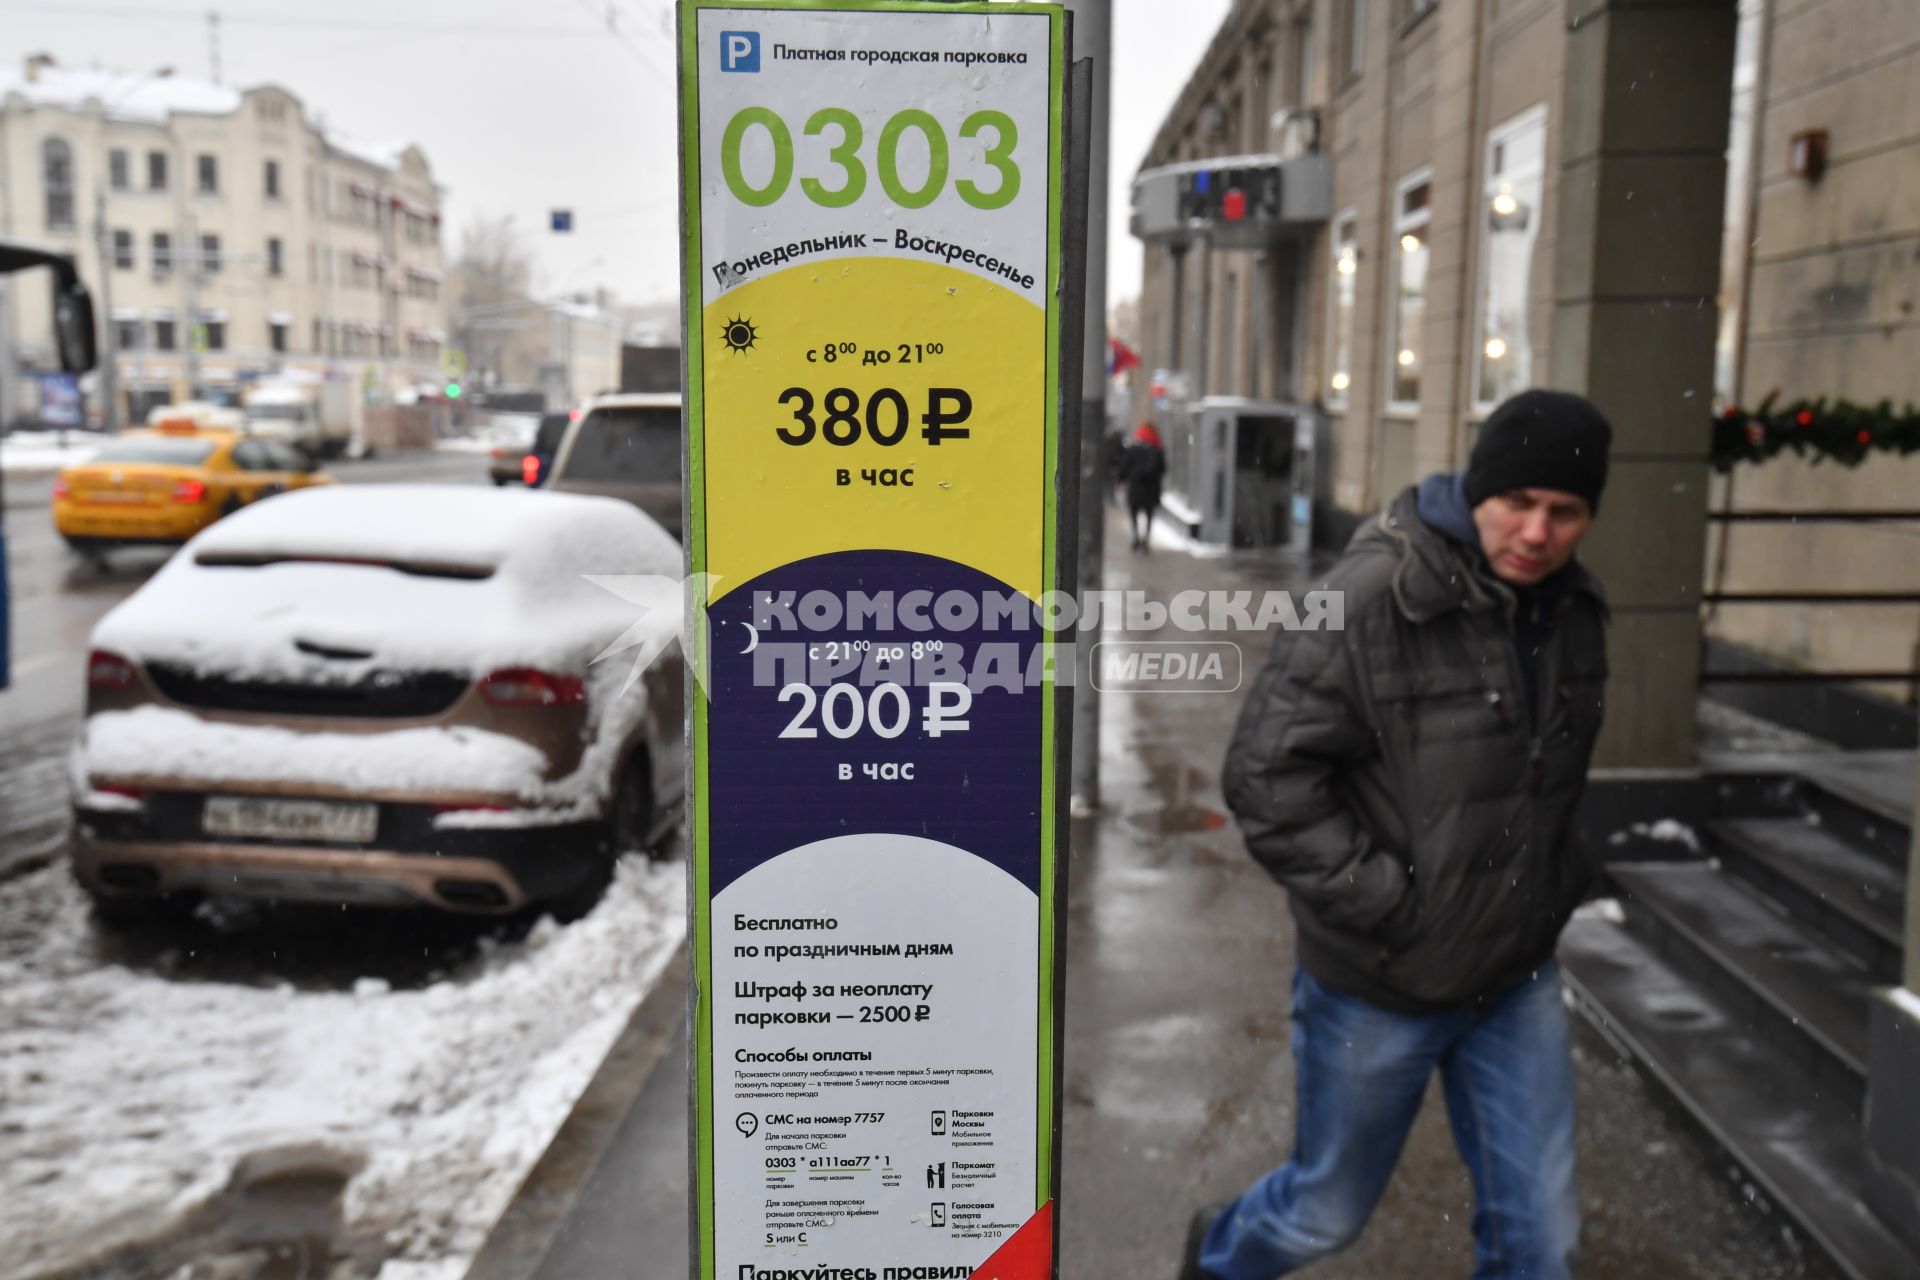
[1547,0,1736,768]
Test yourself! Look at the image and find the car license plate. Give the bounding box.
[203,797,378,843]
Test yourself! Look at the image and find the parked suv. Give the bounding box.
[71,484,686,923]
[546,393,682,536]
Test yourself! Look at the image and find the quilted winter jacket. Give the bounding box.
[1221,485,1610,1012]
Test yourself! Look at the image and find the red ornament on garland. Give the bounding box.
[1796,409,1815,427]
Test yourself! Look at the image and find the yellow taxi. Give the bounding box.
[53,421,332,555]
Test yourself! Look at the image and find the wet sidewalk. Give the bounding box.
[473,509,1835,1279]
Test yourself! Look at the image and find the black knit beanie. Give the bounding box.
[1464,389,1613,513]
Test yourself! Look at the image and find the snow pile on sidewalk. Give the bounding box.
[0,857,687,1279]
[1,430,101,473]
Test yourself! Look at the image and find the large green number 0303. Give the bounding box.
[721,107,1018,212]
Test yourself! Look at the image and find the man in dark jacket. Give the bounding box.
[1191,389,1613,1280]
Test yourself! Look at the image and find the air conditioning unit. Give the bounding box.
[1271,108,1322,162]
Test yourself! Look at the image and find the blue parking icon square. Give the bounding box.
[720,31,761,73]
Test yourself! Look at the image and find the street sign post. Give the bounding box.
[679,3,1070,1277]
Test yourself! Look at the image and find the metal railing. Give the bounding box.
[1700,508,1920,698]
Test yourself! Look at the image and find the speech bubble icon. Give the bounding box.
[736,1113,759,1138]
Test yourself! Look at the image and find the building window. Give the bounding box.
[115,319,142,351]
[109,149,131,191]
[1341,0,1366,80]
[148,150,168,191]
[204,320,226,351]
[267,237,284,277]
[151,231,172,276]
[1387,171,1432,411]
[264,159,281,199]
[1294,19,1315,107]
[112,229,135,270]
[1327,212,1358,406]
[200,233,221,274]
[154,318,177,350]
[312,317,323,353]
[43,138,75,230]
[269,321,288,353]
[1404,0,1438,23]
[196,153,219,195]
[1476,105,1548,410]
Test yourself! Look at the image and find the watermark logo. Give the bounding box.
[1091,641,1242,694]
[581,578,1339,699]
[719,30,761,73]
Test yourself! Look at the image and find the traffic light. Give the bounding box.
[445,382,463,399]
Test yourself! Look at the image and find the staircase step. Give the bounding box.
[1559,916,1920,1280]
[1708,818,1906,979]
[1704,750,1913,867]
[1608,861,1872,1092]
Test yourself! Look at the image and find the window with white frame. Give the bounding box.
[1475,105,1547,410]
[43,138,75,230]
[1388,172,1432,410]
[1327,212,1358,406]
[1341,0,1366,80]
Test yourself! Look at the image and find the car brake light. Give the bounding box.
[522,455,540,485]
[52,476,71,500]
[568,407,583,422]
[172,478,207,504]
[479,667,585,707]
[88,649,138,689]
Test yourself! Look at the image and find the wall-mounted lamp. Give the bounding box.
[1788,129,1828,182]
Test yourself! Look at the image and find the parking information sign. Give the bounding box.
[679,2,1068,1277]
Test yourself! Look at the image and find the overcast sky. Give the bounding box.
[5,0,1228,308]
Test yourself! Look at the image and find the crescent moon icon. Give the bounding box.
[740,622,760,654]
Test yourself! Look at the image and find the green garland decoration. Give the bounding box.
[1712,394,1920,471]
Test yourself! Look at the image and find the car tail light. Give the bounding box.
[88,649,138,689]
[52,476,71,500]
[521,455,540,485]
[479,667,585,707]
[172,478,207,504]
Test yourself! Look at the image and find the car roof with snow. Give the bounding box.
[186,484,676,577]
[94,486,683,676]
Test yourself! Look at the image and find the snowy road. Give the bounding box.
[0,855,686,1280]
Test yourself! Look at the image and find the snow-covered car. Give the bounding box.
[69,484,686,923]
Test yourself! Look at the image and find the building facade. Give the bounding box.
[1133,0,1919,698]
[0,56,447,426]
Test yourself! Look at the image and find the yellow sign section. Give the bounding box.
[703,257,1046,601]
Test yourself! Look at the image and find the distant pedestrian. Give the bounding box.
[1189,389,1615,1280]
[1104,427,1128,507]
[1118,423,1166,552]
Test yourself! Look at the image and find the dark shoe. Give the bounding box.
[1179,1202,1229,1280]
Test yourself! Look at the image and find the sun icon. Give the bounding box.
[720,316,759,355]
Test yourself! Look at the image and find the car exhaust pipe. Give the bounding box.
[98,863,160,892]
[433,878,510,910]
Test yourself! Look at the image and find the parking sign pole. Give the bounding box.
[678,4,1071,1277]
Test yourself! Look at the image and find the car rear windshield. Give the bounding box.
[533,414,571,453]
[563,407,680,483]
[89,439,219,465]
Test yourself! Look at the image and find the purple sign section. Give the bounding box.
[704,550,1044,897]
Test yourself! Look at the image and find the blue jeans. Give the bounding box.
[1199,963,1579,1279]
